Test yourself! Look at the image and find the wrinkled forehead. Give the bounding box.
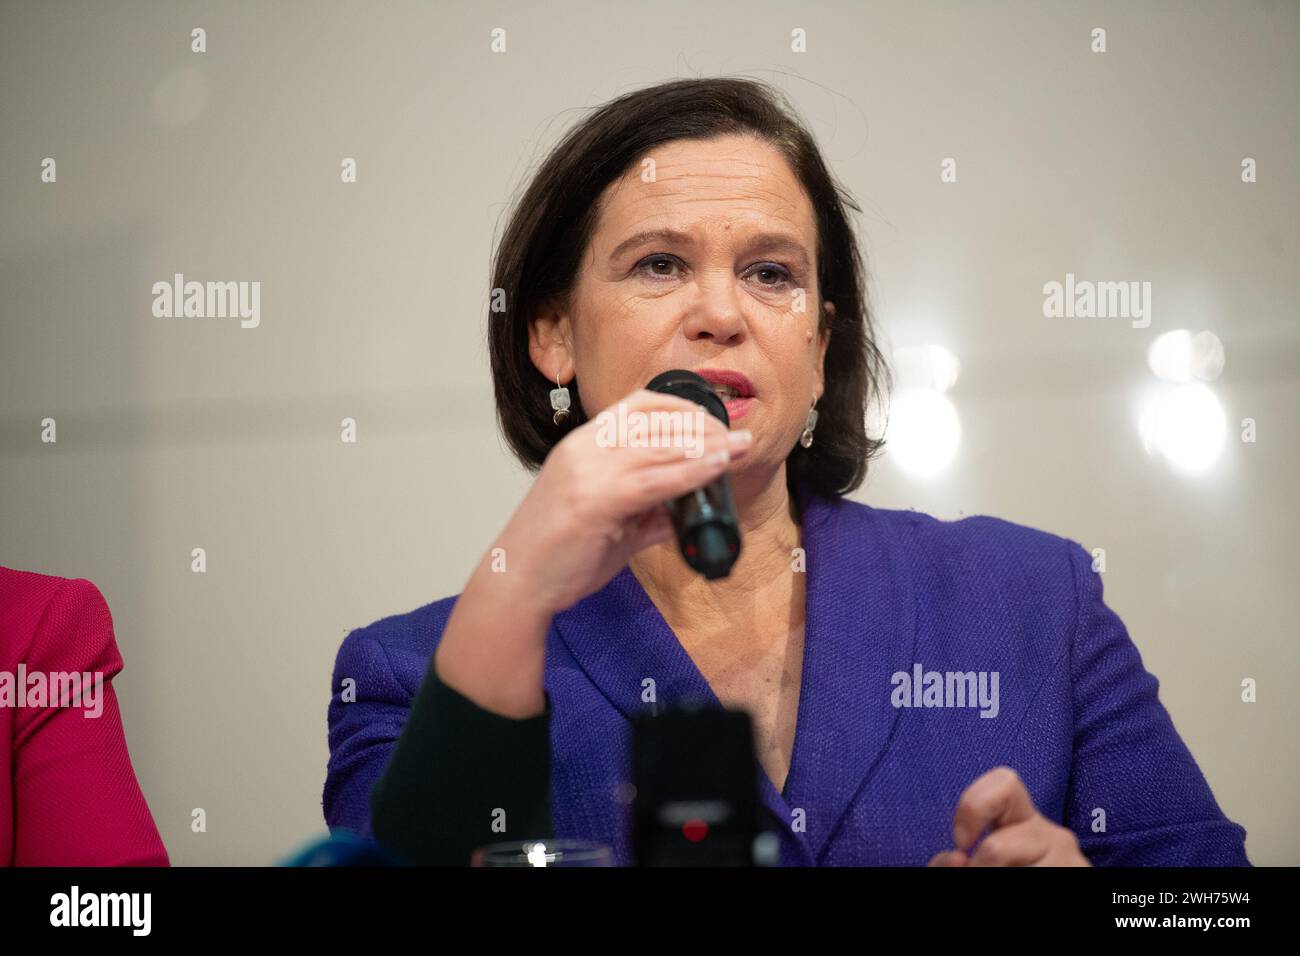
[591,135,816,250]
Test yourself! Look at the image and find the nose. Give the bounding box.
[680,271,747,344]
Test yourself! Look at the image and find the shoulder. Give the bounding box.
[824,500,1109,700]
[830,496,1085,569]
[818,496,1091,616]
[0,567,120,673]
[0,567,112,634]
[331,593,460,700]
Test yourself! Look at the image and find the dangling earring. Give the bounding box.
[550,374,572,425]
[800,398,819,448]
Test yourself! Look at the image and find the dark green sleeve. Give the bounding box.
[368,660,553,865]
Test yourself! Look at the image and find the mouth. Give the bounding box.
[693,368,756,422]
[694,368,756,402]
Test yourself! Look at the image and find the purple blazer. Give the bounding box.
[324,483,1250,866]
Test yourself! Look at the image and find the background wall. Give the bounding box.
[0,0,1294,865]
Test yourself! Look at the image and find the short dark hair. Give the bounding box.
[487,75,890,498]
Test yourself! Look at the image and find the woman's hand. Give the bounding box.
[435,387,749,717]
[928,766,1092,867]
[496,387,752,618]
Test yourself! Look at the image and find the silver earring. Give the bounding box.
[800,400,819,449]
[550,374,571,425]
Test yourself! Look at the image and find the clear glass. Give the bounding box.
[470,839,614,867]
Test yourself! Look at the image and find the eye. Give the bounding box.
[634,254,683,280]
[746,262,795,289]
[632,255,795,289]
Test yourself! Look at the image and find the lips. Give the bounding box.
[692,367,756,422]
[694,368,756,401]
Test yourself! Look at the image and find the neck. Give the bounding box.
[628,464,803,630]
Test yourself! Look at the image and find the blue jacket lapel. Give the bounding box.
[787,486,918,862]
[551,482,917,865]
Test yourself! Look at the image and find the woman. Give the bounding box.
[324,77,1249,866]
[0,567,169,865]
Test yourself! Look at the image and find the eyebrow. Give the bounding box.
[608,228,812,270]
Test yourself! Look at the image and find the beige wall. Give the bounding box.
[0,0,1295,865]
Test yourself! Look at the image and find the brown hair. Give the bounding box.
[487,76,889,498]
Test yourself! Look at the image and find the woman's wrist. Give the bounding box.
[432,539,555,718]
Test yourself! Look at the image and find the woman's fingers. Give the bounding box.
[965,819,1051,867]
[625,502,677,552]
[614,430,750,515]
[951,766,1038,852]
[927,849,969,867]
[590,421,740,466]
[551,385,755,564]
[937,766,1093,866]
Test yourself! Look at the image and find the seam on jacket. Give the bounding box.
[997,537,1076,753]
[1058,535,1086,826]
[18,576,77,665]
[369,627,410,700]
[1064,536,1085,736]
[325,628,400,828]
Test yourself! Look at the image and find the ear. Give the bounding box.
[815,300,835,398]
[528,300,575,384]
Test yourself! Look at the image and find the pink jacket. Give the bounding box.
[0,567,168,865]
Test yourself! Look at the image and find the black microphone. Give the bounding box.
[629,703,771,866]
[645,369,743,579]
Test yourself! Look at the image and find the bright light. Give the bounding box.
[1138,383,1227,475]
[1147,330,1225,383]
[893,344,961,392]
[525,842,552,867]
[1147,330,1194,382]
[885,387,961,478]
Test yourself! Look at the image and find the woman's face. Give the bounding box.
[531,132,833,481]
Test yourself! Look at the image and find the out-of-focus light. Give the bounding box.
[1147,330,1194,382]
[1147,330,1225,383]
[1138,383,1227,475]
[525,842,552,867]
[885,387,961,478]
[893,344,961,392]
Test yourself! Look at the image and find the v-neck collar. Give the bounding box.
[551,480,917,864]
